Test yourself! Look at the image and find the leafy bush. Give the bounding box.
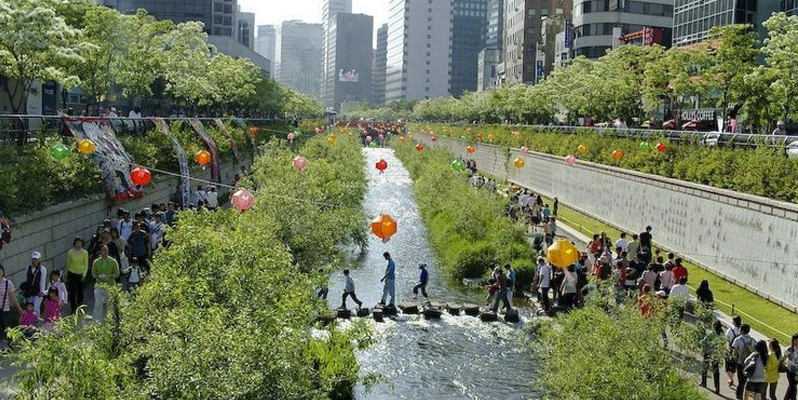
[394,140,535,287]
[416,123,798,204]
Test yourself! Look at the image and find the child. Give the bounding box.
[19,301,41,337]
[49,270,67,305]
[43,287,62,323]
[340,269,363,310]
[484,278,498,307]
[124,257,143,291]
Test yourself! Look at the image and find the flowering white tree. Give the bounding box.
[0,0,86,113]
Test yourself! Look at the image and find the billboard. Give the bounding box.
[339,68,359,82]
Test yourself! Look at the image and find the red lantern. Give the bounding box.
[231,189,255,212]
[656,142,666,152]
[195,149,211,166]
[370,214,397,242]
[431,136,438,142]
[376,159,388,173]
[130,166,151,186]
[466,145,475,154]
[415,144,424,152]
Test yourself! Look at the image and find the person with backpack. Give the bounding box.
[701,320,724,394]
[741,340,768,400]
[783,333,798,400]
[726,316,743,387]
[22,251,48,314]
[732,324,758,399]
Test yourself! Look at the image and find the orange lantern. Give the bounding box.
[546,239,580,268]
[415,144,424,151]
[248,126,260,136]
[195,149,211,166]
[466,145,475,154]
[612,149,623,160]
[400,136,406,143]
[370,214,397,242]
[513,157,525,168]
[130,166,152,186]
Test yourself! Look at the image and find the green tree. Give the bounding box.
[705,24,760,121]
[760,12,798,123]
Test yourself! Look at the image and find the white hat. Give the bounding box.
[30,251,41,260]
[111,107,117,112]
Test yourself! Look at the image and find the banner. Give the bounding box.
[63,118,143,202]
[234,118,259,157]
[189,119,221,183]
[151,118,190,210]
[214,118,241,165]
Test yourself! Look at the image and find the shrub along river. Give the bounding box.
[326,148,539,400]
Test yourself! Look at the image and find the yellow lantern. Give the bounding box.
[577,144,587,153]
[487,133,495,141]
[546,239,581,268]
[513,157,525,168]
[327,135,337,145]
[77,139,96,155]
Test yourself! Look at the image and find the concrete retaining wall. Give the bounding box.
[417,134,798,312]
[1,157,251,283]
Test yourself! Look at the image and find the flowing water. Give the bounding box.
[326,148,539,400]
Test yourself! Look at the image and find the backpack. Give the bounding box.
[738,336,756,365]
[743,353,758,377]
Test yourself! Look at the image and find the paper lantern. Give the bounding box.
[612,149,623,160]
[477,133,484,141]
[130,166,151,186]
[231,189,255,212]
[327,135,337,145]
[487,133,495,141]
[77,139,96,155]
[639,141,651,150]
[415,144,424,152]
[400,136,406,143]
[248,126,260,136]
[370,214,397,241]
[451,159,465,171]
[365,135,373,143]
[546,239,580,268]
[195,149,211,166]
[408,133,414,139]
[293,156,308,172]
[520,146,529,155]
[378,134,385,141]
[369,141,378,148]
[565,154,577,166]
[50,143,70,161]
[376,159,388,172]
[577,144,587,153]
[431,136,438,142]
[466,145,475,154]
[656,142,666,152]
[513,157,525,168]
[512,131,520,137]
[460,135,466,140]
[287,132,295,142]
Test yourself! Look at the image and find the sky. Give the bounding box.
[239,0,389,33]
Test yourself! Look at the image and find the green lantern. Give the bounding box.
[639,141,651,150]
[369,141,378,148]
[451,159,465,171]
[51,143,70,161]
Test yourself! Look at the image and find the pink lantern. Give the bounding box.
[365,135,373,143]
[287,132,295,142]
[565,154,577,166]
[293,156,308,172]
[520,146,529,155]
[231,189,255,212]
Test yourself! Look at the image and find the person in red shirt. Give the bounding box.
[672,257,688,284]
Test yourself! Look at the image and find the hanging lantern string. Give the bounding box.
[126,162,354,210]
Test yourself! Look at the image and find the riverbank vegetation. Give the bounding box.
[6,133,371,399]
[415,123,798,204]
[393,139,535,288]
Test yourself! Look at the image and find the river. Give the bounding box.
[326,148,539,400]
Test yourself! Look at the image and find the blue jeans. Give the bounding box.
[381,279,395,305]
[492,288,512,312]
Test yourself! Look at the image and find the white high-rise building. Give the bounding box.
[321,0,353,103]
[256,25,277,76]
[275,21,324,99]
[385,0,453,102]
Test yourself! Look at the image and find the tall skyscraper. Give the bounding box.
[372,24,389,105]
[276,21,324,99]
[237,10,255,50]
[256,25,277,76]
[324,14,373,111]
[571,0,672,58]
[321,0,353,105]
[486,0,505,49]
[479,0,504,91]
[102,0,236,36]
[450,0,489,97]
[673,0,779,47]
[503,0,571,85]
[784,0,798,15]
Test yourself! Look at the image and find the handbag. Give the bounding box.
[779,360,788,373]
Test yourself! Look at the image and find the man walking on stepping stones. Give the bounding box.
[413,263,429,301]
[340,269,362,310]
[380,252,396,306]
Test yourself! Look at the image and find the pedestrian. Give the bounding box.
[22,251,47,314]
[732,324,758,399]
[727,316,743,387]
[0,265,23,346]
[128,222,151,274]
[696,280,714,306]
[639,226,653,263]
[506,263,516,307]
[765,338,782,400]
[484,278,498,307]
[773,120,787,136]
[672,257,688,283]
[379,252,396,307]
[193,185,207,206]
[149,212,166,253]
[18,301,40,336]
[491,267,511,313]
[117,210,134,241]
[537,257,552,311]
[627,234,640,260]
[615,232,629,255]
[48,270,67,306]
[43,287,62,323]
[92,245,120,323]
[742,340,768,400]
[783,333,798,400]
[66,237,88,313]
[561,265,577,310]
[413,263,429,301]
[125,257,143,291]
[701,320,724,394]
[205,186,219,210]
[340,269,363,310]
[659,264,676,294]
[553,197,558,216]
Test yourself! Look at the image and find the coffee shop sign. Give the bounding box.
[681,108,716,121]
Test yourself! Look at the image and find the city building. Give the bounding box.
[237,10,255,50]
[619,26,666,46]
[207,35,271,75]
[486,0,505,49]
[571,0,673,59]
[450,0,489,97]
[323,14,373,112]
[275,21,324,99]
[372,24,389,105]
[673,0,779,47]
[536,14,566,83]
[478,0,504,91]
[785,0,798,15]
[502,0,571,85]
[321,0,353,104]
[385,0,453,101]
[101,0,237,36]
[255,25,277,76]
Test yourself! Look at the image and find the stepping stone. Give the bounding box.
[316,313,336,325]
[463,303,480,316]
[504,309,520,323]
[375,303,397,316]
[445,303,462,315]
[398,302,419,315]
[429,300,443,309]
[356,308,370,317]
[480,311,498,322]
[336,308,351,319]
[423,306,442,319]
[372,309,384,322]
